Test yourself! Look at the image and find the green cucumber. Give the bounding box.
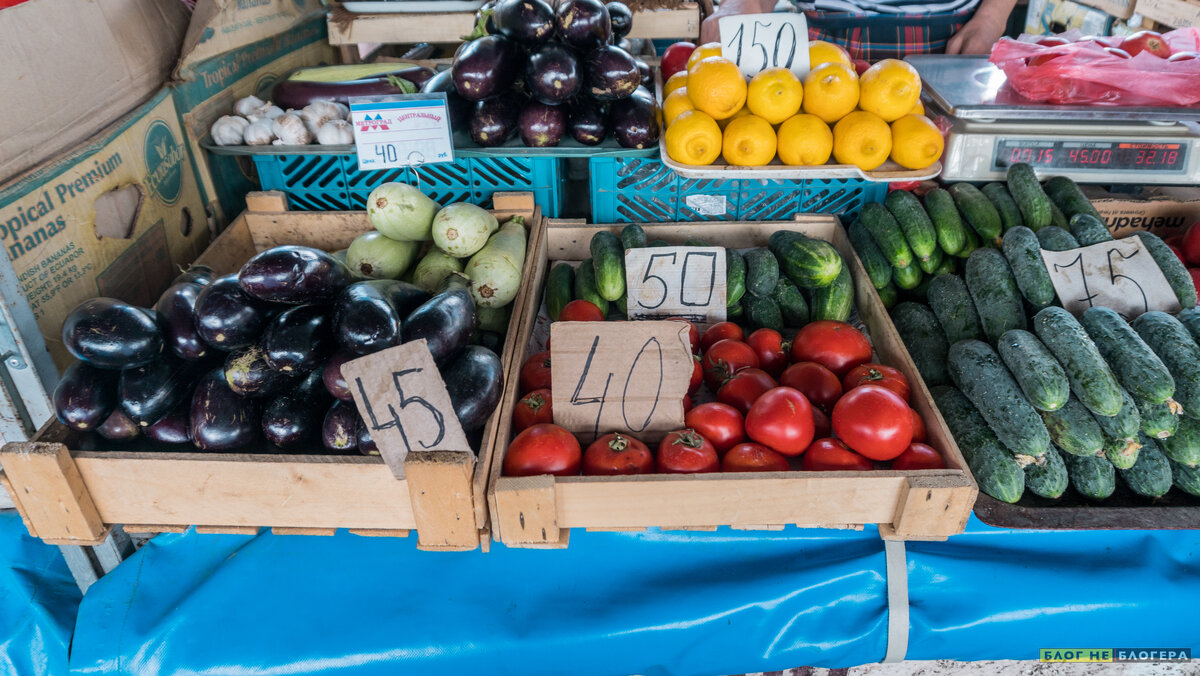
[1094,390,1142,469]
[908,275,933,304]
[727,301,744,319]
[924,188,967,256]
[744,295,783,331]
[877,280,898,309]
[884,190,937,262]
[1006,162,1053,230]
[768,231,843,288]
[1131,311,1200,417]
[848,220,893,290]
[808,264,853,322]
[649,239,671,247]
[918,247,944,275]
[1062,450,1116,501]
[1136,397,1180,440]
[965,248,1027,343]
[949,183,1003,244]
[997,329,1069,412]
[892,262,922,290]
[948,339,1050,459]
[859,203,914,269]
[743,248,780,298]
[573,258,609,316]
[1160,414,1200,467]
[934,255,957,276]
[544,262,575,321]
[1036,226,1079,252]
[620,224,647,250]
[1170,458,1200,496]
[892,302,950,387]
[589,231,625,301]
[1178,306,1200,344]
[685,237,711,247]
[981,183,1025,232]
[772,277,809,327]
[1024,445,1069,499]
[955,225,980,259]
[1033,306,1124,417]
[1049,202,1069,231]
[928,273,984,344]
[1080,306,1176,404]
[1118,435,1172,497]
[726,248,747,307]
[1067,213,1113,246]
[610,290,628,318]
[1001,226,1055,309]
[1039,395,1105,457]
[1044,176,1102,222]
[1134,231,1198,309]
[930,386,1026,503]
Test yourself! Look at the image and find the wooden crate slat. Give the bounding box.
[0,442,107,542]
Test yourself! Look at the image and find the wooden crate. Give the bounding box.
[486,216,978,548]
[0,191,541,551]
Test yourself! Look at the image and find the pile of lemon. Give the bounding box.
[662,41,944,171]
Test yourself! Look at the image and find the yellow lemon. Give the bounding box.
[687,57,748,120]
[665,110,723,166]
[717,105,752,129]
[833,111,892,171]
[747,67,803,125]
[809,40,853,69]
[663,71,689,98]
[687,42,724,71]
[859,59,922,122]
[909,100,925,115]
[722,115,777,166]
[802,62,860,124]
[777,114,833,166]
[889,114,944,170]
[663,88,696,124]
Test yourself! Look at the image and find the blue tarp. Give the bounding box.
[0,510,82,676]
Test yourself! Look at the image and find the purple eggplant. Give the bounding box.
[322,400,360,453]
[585,45,640,100]
[356,418,379,456]
[526,43,581,105]
[322,350,356,402]
[271,67,435,110]
[191,368,260,451]
[239,246,354,305]
[193,275,273,351]
[401,276,476,364]
[156,282,208,361]
[173,264,214,286]
[96,408,140,442]
[263,305,337,374]
[610,92,660,149]
[421,69,472,131]
[557,0,611,50]
[635,58,652,85]
[262,370,329,448]
[470,93,524,147]
[333,280,430,356]
[53,361,117,431]
[62,298,163,370]
[568,101,609,145]
[441,345,504,432]
[144,400,191,445]
[493,0,556,46]
[518,101,566,147]
[606,2,632,39]
[119,354,199,427]
[452,35,525,102]
[224,344,294,398]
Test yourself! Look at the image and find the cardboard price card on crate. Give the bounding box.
[1041,237,1181,319]
[550,321,692,443]
[342,340,470,479]
[719,13,810,77]
[624,246,727,323]
[350,94,455,171]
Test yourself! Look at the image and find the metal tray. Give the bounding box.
[974,487,1200,530]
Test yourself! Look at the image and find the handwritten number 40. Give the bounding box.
[356,368,445,453]
[570,336,665,440]
[726,21,798,70]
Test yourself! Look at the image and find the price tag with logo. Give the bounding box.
[624,246,727,323]
[1041,238,1181,319]
[350,94,455,171]
[719,13,810,77]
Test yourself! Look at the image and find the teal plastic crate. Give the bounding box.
[589,157,887,223]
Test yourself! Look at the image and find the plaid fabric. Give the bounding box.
[805,6,977,61]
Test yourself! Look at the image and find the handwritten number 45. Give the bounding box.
[356,368,445,453]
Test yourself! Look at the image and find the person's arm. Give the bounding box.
[699,0,777,44]
[945,0,1017,54]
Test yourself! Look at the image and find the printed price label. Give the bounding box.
[550,321,692,443]
[624,246,727,323]
[1041,238,1181,319]
[719,13,810,77]
[350,94,455,171]
[342,340,470,479]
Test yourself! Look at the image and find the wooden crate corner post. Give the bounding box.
[493,475,565,547]
[405,450,479,551]
[0,442,108,544]
[881,475,978,541]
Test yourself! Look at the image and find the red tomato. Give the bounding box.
[790,320,872,377]
[503,424,581,476]
[660,41,696,80]
[779,361,843,412]
[1182,222,1200,266]
[721,443,790,472]
[832,384,913,461]
[909,408,927,443]
[746,328,787,378]
[744,387,815,456]
[842,363,910,402]
[670,318,701,354]
[512,388,553,432]
[519,351,552,393]
[891,442,946,470]
[683,394,694,413]
[583,432,654,475]
[657,429,719,473]
[685,402,745,454]
[1170,244,1188,265]
[1121,30,1172,58]
[852,58,871,76]
[717,368,776,414]
[689,355,702,395]
[802,438,874,471]
[700,321,744,353]
[812,406,832,439]
[559,299,604,321]
[702,339,760,391]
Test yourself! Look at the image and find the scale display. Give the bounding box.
[992,139,1188,173]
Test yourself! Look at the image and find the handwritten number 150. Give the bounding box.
[726,21,798,70]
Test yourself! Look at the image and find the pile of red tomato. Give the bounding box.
[502,317,946,477]
[1168,221,1200,292]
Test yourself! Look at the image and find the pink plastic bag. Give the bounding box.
[988,29,1200,107]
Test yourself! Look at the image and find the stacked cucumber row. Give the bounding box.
[544,225,854,331]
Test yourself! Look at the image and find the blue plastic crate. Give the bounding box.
[589,157,887,223]
[251,154,564,216]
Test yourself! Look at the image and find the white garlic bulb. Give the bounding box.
[271,113,313,145]
[211,115,250,146]
[300,101,344,136]
[258,105,286,120]
[316,119,354,145]
[332,102,350,119]
[233,95,267,118]
[244,117,276,145]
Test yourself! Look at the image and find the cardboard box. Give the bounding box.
[0,89,211,371]
[1075,0,1137,20]
[176,0,327,75]
[1084,185,1200,238]
[1025,0,1115,34]
[0,0,190,182]
[1134,0,1200,28]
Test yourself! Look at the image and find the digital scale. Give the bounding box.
[906,55,1200,184]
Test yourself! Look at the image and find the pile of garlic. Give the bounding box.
[210,96,355,147]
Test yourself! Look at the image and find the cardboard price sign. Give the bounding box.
[719,13,810,77]
[550,321,692,443]
[341,340,470,479]
[1041,238,1182,319]
[624,246,728,323]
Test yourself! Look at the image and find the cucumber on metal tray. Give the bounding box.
[1137,397,1180,440]
[772,277,809,326]
[589,231,625,301]
[924,188,967,256]
[892,302,950,386]
[884,190,938,262]
[1080,306,1176,405]
[1178,306,1200,344]
[1170,457,1200,496]
[848,219,893,290]
[997,329,1069,412]
[1062,450,1116,501]
[981,182,1025,232]
[892,262,923,290]
[1006,162,1053,230]
[949,183,1003,244]
[768,231,843,288]
[859,203,914,269]
[726,248,747,307]
[1131,311,1200,417]
[1024,444,1069,499]
[744,295,783,331]
[1118,434,1172,497]
[743,248,780,298]
[808,264,853,322]
[1001,226,1055,309]
[1160,414,1200,466]
[931,386,1026,503]
[620,224,647,250]
[1044,175,1103,222]
[1093,389,1143,470]
[1039,395,1105,457]
[1068,213,1113,246]
[948,339,1050,459]
[965,248,1027,343]
[1036,226,1079,252]
[573,258,609,316]
[1134,231,1198,309]
[928,274,984,344]
[1033,306,1124,417]
[544,262,575,321]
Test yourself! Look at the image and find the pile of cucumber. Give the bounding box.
[544,225,853,331]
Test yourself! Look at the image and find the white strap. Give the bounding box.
[883,539,910,663]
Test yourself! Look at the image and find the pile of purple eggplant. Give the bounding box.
[53,246,503,456]
[423,0,659,149]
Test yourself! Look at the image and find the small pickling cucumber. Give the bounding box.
[1178,306,1200,344]
[1131,311,1200,418]
[726,248,747,307]
[620,224,647,250]
[1024,445,1069,499]
[885,190,938,263]
[1001,226,1055,309]
[848,219,893,290]
[948,339,1050,459]
[924,188,967,256]
[997,329,1069,412]
[1170,457,1200,497]
[950,183,1003,244]
[927,273,984,344]
[1117,434,1172,498]
[768,231,843,289]
[918,247,944,276]
[1160,414,1200,467]
[1137,397,1180,440]
[1039,395,1105,458]
[808,264,853,322]
[771,277,809,327]
[1033,306,1123,417]
[1068,213,1113,246]
[1063,450,1116,501]
[744,295,783,332]
[1080,306,1176,405]
[965,248,1026,343]
[981,182,1025,232]
[931,386,1026,503]
[860,203,914,269]
[1036,226,1079,252]
[1134,231,1198,309]
[892,302,950,387]
[892,262,923,290]
[743,248,780,298]
[1044,175,1102,222]
[589,231,625,301]
[544,262,575,321]
[876,280,898,309]
[1006,162,1053,230]
[1093,389,1142,470]
[573,258,609,316]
